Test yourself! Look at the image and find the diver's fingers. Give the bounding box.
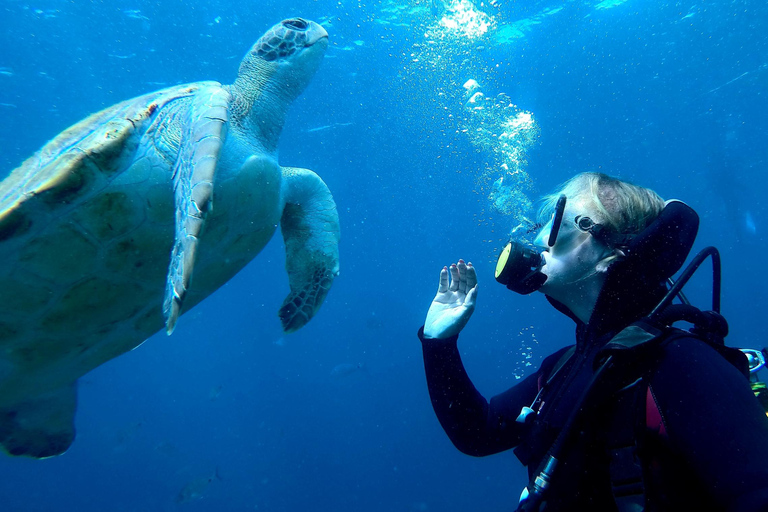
[449,263,460,292]
[465,284,478,309]
[457,259,468,294]
[466,262,478,289]
[437,266,449,294]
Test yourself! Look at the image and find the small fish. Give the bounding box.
[123,9,149,20]
[154,440,183,458]
[366,314,384,330]
[108,53,137,60]
[175,467,221,504]
[305,122,353,133]
[677,6,697,21]
[0,67,14,77]
[112,420,144,452]
[745,212,757,234]
[0,103,17,108]
[329,44,358,52]
[34,9,58,18]
[306,124,332,133]
[331,362,366,378]
[208,384,223,401]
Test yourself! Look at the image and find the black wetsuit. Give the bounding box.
[420,289,768,511]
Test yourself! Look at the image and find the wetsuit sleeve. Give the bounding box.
[650,337,768,511]
[418,326,541,456]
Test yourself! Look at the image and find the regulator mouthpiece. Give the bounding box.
[495,241,548,295]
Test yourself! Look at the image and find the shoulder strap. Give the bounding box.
[605,377,648,512]
[543,346,577,388]
[600,322,669,512]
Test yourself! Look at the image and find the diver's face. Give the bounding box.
[535,199,612,302]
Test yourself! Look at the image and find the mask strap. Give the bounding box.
[548,195,567,247]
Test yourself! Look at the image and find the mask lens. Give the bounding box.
[534,219,553,248]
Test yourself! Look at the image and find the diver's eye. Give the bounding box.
[283,18,309,31]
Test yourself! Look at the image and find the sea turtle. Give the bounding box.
[0,18,340,458]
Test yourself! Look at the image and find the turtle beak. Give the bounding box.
[299,19,328,47]
[279,18,328,47]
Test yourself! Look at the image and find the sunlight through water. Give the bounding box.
[395,0,541,229]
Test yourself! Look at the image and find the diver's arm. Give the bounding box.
[419,260,536,455]
[419,327,539,456]
[651,337,768,511]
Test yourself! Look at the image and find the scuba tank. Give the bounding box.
[741,348,768,416]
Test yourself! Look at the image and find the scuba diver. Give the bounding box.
[418,172,768,511]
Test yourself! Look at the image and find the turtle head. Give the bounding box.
[249,18,329,69]
[230,18,328,151]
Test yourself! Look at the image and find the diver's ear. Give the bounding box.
[595,247,624,273]
[595,258,612,273]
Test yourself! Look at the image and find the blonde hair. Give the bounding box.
[539,172,665,239]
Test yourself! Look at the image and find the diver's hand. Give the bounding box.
[423,259,478,339]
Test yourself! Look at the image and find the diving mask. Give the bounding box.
[534,194,634,252]
[495,194,628,295]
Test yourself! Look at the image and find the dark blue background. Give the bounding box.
[0,0,766,510]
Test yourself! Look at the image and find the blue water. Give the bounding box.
[0,0,766,510]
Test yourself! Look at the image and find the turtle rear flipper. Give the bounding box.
[278,167,340,333]
[0,381,77,458]
[163,87,231,334]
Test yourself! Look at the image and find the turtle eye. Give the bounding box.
[283,18,308,31]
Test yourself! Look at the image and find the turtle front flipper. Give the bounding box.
[0,381,77,458]
[163,88,231,334]
[278,167,340,333]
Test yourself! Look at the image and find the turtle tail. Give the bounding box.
[0,382,77,458]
